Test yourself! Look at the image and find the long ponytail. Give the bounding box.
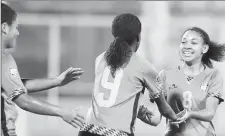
[105,13,141,76]
[202,41,225,68]
[105,37,132,76]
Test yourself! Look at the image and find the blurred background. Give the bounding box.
[2,1,225,136]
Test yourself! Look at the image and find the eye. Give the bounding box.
[191,41,198,45]
[181,41,186,44]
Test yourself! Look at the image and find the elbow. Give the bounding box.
[20,100,29,111]
[207,111,215,122]
[150,120,160,126]
[18,99,29,111]
[202,110,215,122]
[14,94,30,111]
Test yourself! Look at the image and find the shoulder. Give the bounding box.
[131,54,157,74]
[96,52,105,60]
[95,52,105,64]
[158,65,180,77]
[209,68,223,81]
[2,51,16,67]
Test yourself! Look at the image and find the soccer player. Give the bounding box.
[78,13,178,136]
[145,27,225,136]
[1,3,84,136]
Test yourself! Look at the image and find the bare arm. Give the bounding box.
[14,93,64,116]
[172,70,224,124]
[22,78,60,93]
[143,62,177,121]
[189,97,219,122]
[13,92,84,128]
[154,93,177,121]
[22,67,84,93]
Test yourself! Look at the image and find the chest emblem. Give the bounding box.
[200,82,208,92]
[169,84,178,90]
[9,68,19,79]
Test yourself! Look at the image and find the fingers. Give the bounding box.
[72,117,84,128]
[171,120,183,125]
[65,67,74,73]
[76,114,85,122]
[171,118,187,125]
[71,68,83,73]
[70,122,78,128]
[72,108,85,121]
[64,67,84,74]
[72,71,84,76]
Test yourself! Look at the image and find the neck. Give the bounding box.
[182,61,205,76]
[2,39,7,52]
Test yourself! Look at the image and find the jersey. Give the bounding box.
[85,52,162,135]
[1,51,27,136]
[158,65,224,136]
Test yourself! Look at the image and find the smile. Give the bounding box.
[182,50,194,57]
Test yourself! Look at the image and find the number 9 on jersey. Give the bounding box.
[96,67,123,107]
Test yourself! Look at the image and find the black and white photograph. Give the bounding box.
[1,1,225,136]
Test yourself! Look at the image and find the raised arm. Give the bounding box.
[143,63,177,121]
[1,56,84,128]
[22,67,84,93]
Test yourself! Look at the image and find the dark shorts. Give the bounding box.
[78,131,102,136]
[79,123,132,136]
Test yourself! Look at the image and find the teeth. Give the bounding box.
[183,51,193,56]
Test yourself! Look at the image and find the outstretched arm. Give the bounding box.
[13,92,84,128]
[172,96,220,124]
[23,67,84,93]
[189,97,219,122]
[143,63,177,121]
[172,70,224,124]
[154,93,177,121]
[2,57,84,128]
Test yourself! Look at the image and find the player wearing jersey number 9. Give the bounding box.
[79,13,177,136]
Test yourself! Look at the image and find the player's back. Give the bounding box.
[86,52,152,134]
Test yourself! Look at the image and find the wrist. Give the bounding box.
[56,108,66,117]
[54,77,62,87]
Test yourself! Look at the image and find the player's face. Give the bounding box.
[179,30,208,64]
[2,17,19,49]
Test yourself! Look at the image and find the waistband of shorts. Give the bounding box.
[80,123,132,136]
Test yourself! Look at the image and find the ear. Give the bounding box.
[137,34,141,42]
[202,44,209,54]
[1,22,9,34]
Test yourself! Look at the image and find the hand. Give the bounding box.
[171,109,190,125]
[137,105,154,125]
[60,107,85,128]
[57,67,84,86]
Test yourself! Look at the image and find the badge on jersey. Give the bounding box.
[8,68,22,86]
[168,84,178,90]
[200,82,208,92]
[9,68,20,79]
